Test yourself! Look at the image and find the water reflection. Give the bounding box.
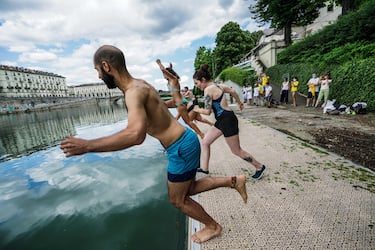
[0,102,186,250]
[0,101,127,161]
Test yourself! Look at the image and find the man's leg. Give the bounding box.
[168,175,247,243]
[168,179,220,243]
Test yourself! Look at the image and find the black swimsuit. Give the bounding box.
[212,86,239,137]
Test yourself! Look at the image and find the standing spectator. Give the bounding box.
[315,74,332,109]
[261,73,269,92]
[313,76,320,106]
[242,85,247,104]
[280,77,290,104]
[245,84,253,105]
[305,73,320,108]
[291,76,299,107]
[253,84,260,106]
[264,81,273,108]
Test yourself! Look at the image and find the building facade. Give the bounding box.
[0,65,69,98]
[0,65,123,113]
[69,83,122,99]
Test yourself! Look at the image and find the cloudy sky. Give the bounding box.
[0,0,263,90]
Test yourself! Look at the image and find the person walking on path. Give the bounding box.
[156,59,205,139]
[280,77,290,104]
[60,45,248,244]
[193,64,267,180]
[291,76,299,107]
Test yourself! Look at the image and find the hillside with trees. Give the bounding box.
[266,0,375,111]
[194,0,374,111]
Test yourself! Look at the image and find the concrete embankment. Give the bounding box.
[189,109,374,250]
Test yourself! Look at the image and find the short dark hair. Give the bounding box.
[94,45,126,71]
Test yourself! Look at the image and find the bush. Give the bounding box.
[278,0,375,64]
[218,67,254,86]
[330,58,375,111]
[266,58,375,111]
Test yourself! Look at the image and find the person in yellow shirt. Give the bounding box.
[261,73,269,94]
[291,76,299,107]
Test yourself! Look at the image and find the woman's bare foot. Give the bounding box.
[234,175,248,203]
[191,224,222,243]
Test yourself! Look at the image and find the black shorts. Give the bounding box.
[214,110,239,137]
[187,99,198,112]
[307,92,313,98]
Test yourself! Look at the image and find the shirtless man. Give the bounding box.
[60,45,248,244]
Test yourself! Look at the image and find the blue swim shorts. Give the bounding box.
[166,128,200,182]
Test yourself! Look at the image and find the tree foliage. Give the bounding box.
[194,46,213,72]
[266,1,375,111]
[218,67,254,86]
[213,22,259,76]
[277,0,375,64]
[249,0,326,46]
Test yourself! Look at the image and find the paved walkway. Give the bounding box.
[188,108,374,250]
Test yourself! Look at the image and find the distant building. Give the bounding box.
[234,2,342,75]
[0,65,69,98]
[69,83,122,99]
[0,65,123,113]
[0,65,123,100]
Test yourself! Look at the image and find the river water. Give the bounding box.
[0,100,187,250]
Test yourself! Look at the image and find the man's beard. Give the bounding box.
[101,67,117,89]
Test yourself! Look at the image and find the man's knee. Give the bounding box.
[169,196,184,209]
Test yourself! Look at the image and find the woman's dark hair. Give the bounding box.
[166,63,180,80]
[193,64,211,81]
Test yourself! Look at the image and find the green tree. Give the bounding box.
[213,21,257,76]
[194,46,213,75]
[331,0,368,14]
[249,0,326,46]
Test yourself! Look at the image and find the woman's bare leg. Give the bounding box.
[200,126,223,171]
[224,134,263,170]
[195,113,214,126]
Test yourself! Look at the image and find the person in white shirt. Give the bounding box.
[314,75,332,108]
[245,84,253,105]
[253,84,260,106]
[264,82,273,108]
[280,77,290,104]
[305,73,320,107]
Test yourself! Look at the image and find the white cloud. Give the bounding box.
[0,0,260,87]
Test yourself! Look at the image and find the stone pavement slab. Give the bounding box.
[189,114,374,250]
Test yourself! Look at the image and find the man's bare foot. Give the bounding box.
[234,175,248,203]
[191,224,222,243]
